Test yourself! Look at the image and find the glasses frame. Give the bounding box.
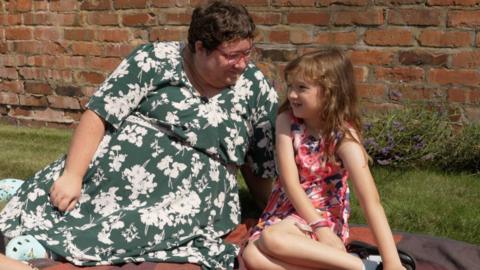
[215,46,254,65]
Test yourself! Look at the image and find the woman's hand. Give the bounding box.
[49,172,83,212]
[314,227,346,251]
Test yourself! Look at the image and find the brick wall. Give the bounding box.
[1,0,479,128]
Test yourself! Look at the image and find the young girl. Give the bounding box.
[242,49,405,270]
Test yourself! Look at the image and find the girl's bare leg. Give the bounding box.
[0,254,33,270]
[244,219,363,270]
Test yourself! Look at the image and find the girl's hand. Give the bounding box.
[314,227,346,251]
[49,173,83,212]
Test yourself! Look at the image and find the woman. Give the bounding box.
[0,1,278,269]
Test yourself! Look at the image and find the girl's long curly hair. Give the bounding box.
[279,48,363,160]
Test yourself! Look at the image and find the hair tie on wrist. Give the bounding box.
[308,212,333,232]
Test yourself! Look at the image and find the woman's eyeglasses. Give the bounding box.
[215,47,254,64]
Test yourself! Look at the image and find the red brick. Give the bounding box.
[290,28,314,44]
[272,0,316,6]
[34,108,70,123]
[465,107,480,122]
[447,88,467,103]
[364,29,413,46]
[476,34,480,47]
[354,66,368,82]
[14,41,67,55]
[76,71,106,85]
[27,55,55,67]
[448,10,480,28]
[54,14,80,26]
[0,42,8,53]
[20,68,72,82]
[350,50,394,65]
[427,0,478,6]
[96,29,130,42]
[71,42,103,56]
[287,11,330,25]
[80,0,111,10]
[103,44,136,57]
[162,12,192,25]
[10,107,33,117]
[395,86,443,101]
[333,9,384,26]
[375,67,424,82]
[14,0,32,12]
[315,31,357,45]
[452,51,480,68]
[24,13,54,25]
[151,0,189,8]
[428,68,480,86]
[122,13,155,27]
[0,80,23,93]
[388,9,443,26]
[88,57,122,72]
[0,92,19,105]
[5,27,33,40]
[419,30,472,48]
[318,0,368,6]
[55,86,83,97]
[33,0,48,11]
[232,0,269,6]
[149,27,188,42]
[25,82,53,95]
[398,50,448,66]
[34,27,60,41]
[251,12,282,25]
[50,0,79,12]
[376,0,423,4]
[47,96,81,110]
[87,12,119,26]
[19,95,48,107]
[65,111,83,122]
[0,68,19,80]
[0,14,22,25]
[267,29,290,44]
[357,83,385,98]
[114,0,147,9]
[64,29,95,41]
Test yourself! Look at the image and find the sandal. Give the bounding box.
[5,235,47,261]
[0,178,24,202]
[347,240,416,270]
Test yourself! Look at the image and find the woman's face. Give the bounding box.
[195,38,253,89]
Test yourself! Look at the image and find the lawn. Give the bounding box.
[1,124,479,246]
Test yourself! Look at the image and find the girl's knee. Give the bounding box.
[256,226,286,257]
[242,241,269,270]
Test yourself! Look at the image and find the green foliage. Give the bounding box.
[363,106,479,172]
[437,123,480,172]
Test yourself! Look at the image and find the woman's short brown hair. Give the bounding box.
[188,1,255,53]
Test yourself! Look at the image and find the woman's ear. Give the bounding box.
[194,41,205,55]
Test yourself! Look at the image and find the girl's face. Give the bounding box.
[195,38,253,89]
[287,77,323,122]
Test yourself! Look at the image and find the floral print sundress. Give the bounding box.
[0,42,278,269]
[249,114,350,243]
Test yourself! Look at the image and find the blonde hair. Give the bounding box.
[279,48,362,159]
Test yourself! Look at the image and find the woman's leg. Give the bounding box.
[0,254,34,270]
[246,219,364,270]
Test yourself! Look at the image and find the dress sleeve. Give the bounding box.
[85,43,156,129]
[245,69,279,179]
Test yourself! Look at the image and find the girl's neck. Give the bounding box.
[182,47,222,98]
[302,117,325,139]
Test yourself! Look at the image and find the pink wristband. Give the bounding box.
[308,212,332,232]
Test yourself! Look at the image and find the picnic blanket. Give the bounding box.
[30,219,480,270]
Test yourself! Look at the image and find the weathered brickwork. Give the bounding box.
[1,0,479,128]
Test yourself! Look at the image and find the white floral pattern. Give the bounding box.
[0,41,278,269]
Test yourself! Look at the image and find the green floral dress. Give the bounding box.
[0,42,278,269]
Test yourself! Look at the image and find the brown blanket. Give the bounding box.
[31,220,480,270]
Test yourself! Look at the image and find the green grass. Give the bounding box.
[1,124,479,246]
[0,124,71,179]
